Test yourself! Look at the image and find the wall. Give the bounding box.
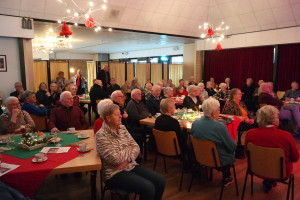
[49,53,96,60]
[0,15,34,39]
[69,60,91,80]
[183,43,196,81]
[109,46,183,59]
[0,37,21,99]
[196,26,300,51]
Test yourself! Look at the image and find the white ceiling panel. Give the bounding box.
[0,7,19,16]
[268,0,290,8]
[254,10,276,26]
[0,0,20,9]
[272,6,295,23]
[148,13,166,28]
[126,0,145,10]
[155,0,174,14]
[217,2,237,18]
[135,11,153,27]
[232,0,253,15]
[277,21,297,28]
[109,0,129,7]
[168,0,188,17]
[119,8,139,25]
[250,0,270,11]
[20,10,44,19]
[140,0,160,12]
[20,0,46,12]
[239,13,259,28]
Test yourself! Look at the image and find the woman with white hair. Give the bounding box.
[198,82,208,98]
[191,98,236,186]
[205,81,217,96]
[245,105,299,192]
[96,103,165,199]
[182,85,202,110]
[93,99,114,134]
[163,87,173,99]
[0,96,35,134]
[213,83,230,111]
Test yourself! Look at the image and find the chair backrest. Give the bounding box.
[276,91,285,100]
[221,99,229,114]
[152,129,181,156]
[259,103,267,108]
[30,114,47,131]
[247,142,286,179]
[190,135,221,168]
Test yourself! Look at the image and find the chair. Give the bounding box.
[241,142,295,200]
[152,129,184,191]
[30,114,47,131]
[277,91,285,100]
[189,136,239,200]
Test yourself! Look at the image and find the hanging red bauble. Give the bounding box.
[207,27,215,37]
[215,42,222,51]
[85,15,96,28]
[59,22,72,37]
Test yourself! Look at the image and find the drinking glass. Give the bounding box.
[7,134,15,150]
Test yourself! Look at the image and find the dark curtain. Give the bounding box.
[276,43,300,91]
[204,46,274,89]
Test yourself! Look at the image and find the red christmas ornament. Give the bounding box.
[59,22,72,38]
[215,42,222,51]
[85,15,96,28]
[207,27,215,37]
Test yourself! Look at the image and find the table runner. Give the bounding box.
[0,146,83,197]
[1,133,83,159]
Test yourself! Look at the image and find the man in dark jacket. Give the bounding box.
[96,65,110,91]
[107,78,121,95]
[146,85,162,116]
[90,80,109,118]
[10,82,24,103]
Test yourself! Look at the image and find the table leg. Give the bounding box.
[90,170,97,200]
[88,104,92,126]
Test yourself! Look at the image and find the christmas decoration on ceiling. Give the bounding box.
[59,22,73,37]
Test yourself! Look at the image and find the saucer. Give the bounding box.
[78,135,89,139]
[77,148,91,153]
[32,157,47,163]
[68,131,77,134]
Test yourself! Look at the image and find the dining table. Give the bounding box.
[0,129,101,200]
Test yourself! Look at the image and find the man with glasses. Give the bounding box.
[48,91,88,132]
[10,82,25,103]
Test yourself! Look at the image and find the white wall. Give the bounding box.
[183,43,196,80]
[49,53,96,60]
[0,15,34,39]
[0,37,21,99]
[109,46,183,59]
[196,27,300,50]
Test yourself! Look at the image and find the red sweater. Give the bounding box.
[245,126,299,179]
[93,118,104,134]
[48,106,89,131]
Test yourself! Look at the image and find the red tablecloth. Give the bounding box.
[0,146,83,197]
[225,117,242,141]
[170,97,183,103]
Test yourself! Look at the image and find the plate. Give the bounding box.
[68,131,77,134]
[77,148,92,153]
[32,157,48,163]
[78,135,89,139]
[49,137,62,143]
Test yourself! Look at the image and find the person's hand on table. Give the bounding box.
[51,127,59,133]
[245,119,254,124]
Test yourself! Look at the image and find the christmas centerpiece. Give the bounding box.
[18,129,48,151]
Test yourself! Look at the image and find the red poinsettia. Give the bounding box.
[85,15,96,28]
[206,27,214,37]
[215,42,222,51]
[59,22,72,37]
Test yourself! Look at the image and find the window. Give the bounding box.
[160,56,169,63]
[150,57,158,63]
[130,59,138,63]
[171,56,183,64]
[138,60,147,63]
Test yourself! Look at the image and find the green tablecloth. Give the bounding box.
[1,132,84,159]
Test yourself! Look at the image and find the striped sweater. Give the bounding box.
[96,121,140,181]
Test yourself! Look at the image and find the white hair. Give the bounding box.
[164,87,173,95]
[60,91,72,100]
[152,85,161,91]
[219,83,227,89]
[198,82,205,87]
[187,85,197,93]
[97,99,113,116]
[202,98,220,118]
[111,90,122,101]
[5,96,18,106]
[131,89,140,98]
[256,105,279,127]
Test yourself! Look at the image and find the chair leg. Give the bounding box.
[241,170,249,200]
[219,183,225,200]
[188,171,194,192]
[232,165,239,196]
[210,168,213,181]
[179,164,184,191]
[251,174,253,195]
[153,153,158,170]
[205,167,209,183]
[292,175,294,200]
[163,156,167,173]
[287,175,292,200]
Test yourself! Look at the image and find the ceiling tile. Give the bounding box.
[141,0,160,12]
[245,26,260,32]
[155,0,174,14]
[159,15,178,30]
[119,8,139,25]
[0,7,20,16]
[272,6,295,23]
[268,0,290,8]
[207,6,224,21]
[126,0,145,10]
[291,3,300,21]
[148,13,166,28]
[135,11,153,27]
[168,0,188,17]
[20,10,44,19]
[109,0,129,7]
[0,0,21,9]
[254,10,276,26]
[20,0,46,12]
[218,2,238,18]
[277,21,297,28]
[232,0,253,15]
[250,0,270,11]
[239,13,259,28]
[187,0,210,5]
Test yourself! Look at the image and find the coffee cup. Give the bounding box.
[35,153,45,161]
[80,132,88,138]
[67,127,76,133]
[79,143,87,152]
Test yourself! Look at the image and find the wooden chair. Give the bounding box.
[277,91,285,100]
[241,142,295,200]
[30,114,47,131]
[152,129,184,191]
[189,136,239,200]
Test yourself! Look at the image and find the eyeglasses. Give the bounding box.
[116,95,124,98]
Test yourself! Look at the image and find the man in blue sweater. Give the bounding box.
[191,97,236,186]
[21,90,47,116]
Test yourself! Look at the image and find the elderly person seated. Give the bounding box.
[182,85,202,110]
[48,91,89,132]
[68,84,87,115]
[213,83,230,111]
[224,78,233,90]
[121,80,131,92]
[163,87,173,99]
[205,81,216,96]
[281,81,300,100]
[96,103,165,199]
[93,99,113,134]
[155,99,187,160]
[10,82,25,103]
[145,82,153,100]
[191,98,236,186]
[107,78,121,95]
[49,82,61,107]
[0,96,35,133]
[198,82,208,98]
[90,79,109,118]
[21,91,47,117]
[188,76,197,86]
[259,82,300,134]
[53,71,67,93]
[36,82,51,107]
[146,85,163,116]
[245,105,299,192]
[111,90,128,126]
[174,86,185,97]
